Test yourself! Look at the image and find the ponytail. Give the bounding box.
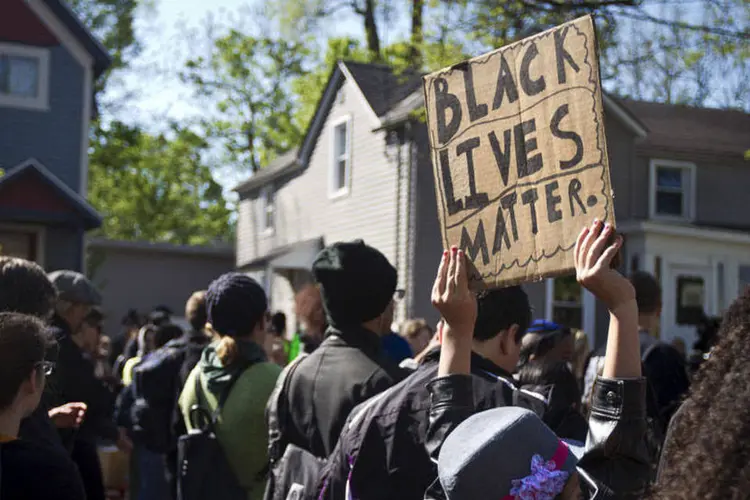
[205,323,242,367]
[216,335,238,367]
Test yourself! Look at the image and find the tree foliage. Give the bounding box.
[88,122,232,245]
[182,31,308,173]
[67,0,142,95]
[610,0,749,108]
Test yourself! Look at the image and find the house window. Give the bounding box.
[0,43,49,111]
[261,187,275,233]
[649,159,696,220]
[330,116,351,197]
[551,275,582,329]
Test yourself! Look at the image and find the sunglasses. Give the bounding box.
[35,361,55,376]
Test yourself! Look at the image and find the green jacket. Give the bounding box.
[179,341,281,500]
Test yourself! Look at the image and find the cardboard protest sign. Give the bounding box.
[423,15,615,289]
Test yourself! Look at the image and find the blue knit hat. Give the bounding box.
[206,273,267,337]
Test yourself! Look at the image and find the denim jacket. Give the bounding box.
[424,375,651,499]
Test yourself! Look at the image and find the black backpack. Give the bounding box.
[130,345,185,453]
[264,354,327,500]
[177,367,249,500]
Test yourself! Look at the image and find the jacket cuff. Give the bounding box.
[591,377,646,419]
[427,374,473,409]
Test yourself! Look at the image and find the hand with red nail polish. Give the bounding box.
[574,220,634,313]
[432,248,477,376]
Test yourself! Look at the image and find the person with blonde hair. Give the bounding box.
[399,318,434,358]
[179,273,281,500]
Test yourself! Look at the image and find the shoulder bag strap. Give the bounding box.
[266,354,308,465]
[192,364,252,428]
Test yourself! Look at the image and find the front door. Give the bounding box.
[662,263,712,346]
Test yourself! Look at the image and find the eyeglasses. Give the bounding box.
[35,361,55,376]
[393,289,406,301]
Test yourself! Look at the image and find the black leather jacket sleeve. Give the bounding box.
[424,375,474,463]
[424,375,650,499]
[578,377,651,498]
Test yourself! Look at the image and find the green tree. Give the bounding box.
[67,0,142,95]
[87,121,232,245]
[182,31,308,173]
[610,0,749,109]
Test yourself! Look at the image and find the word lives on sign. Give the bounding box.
[423,15,616,289]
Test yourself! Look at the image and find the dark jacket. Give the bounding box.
[425,375,651,499]
[0,438,87,500]
[280,325,406,459]
[583,331,689,436]
[18,399,67,454]
[170,329,212,441]
[47,314,119,445]
[319,348,547,500]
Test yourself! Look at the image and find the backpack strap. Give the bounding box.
[192,363,250,429]
[266,353,308,465]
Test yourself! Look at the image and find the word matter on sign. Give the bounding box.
[423,15,616,290]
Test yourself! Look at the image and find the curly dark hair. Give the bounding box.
[0,257,56,319]
[654,286,750,499]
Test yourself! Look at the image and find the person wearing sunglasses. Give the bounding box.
[426,221,651,500]
[0,312,87,500]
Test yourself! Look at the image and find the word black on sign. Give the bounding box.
[423,15,616,289]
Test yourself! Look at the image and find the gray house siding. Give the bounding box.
[236,76,404,321]
[88,240,234,336]
[629,153,750,229]
[238,77,398,269]
[0,45,84,191]
[605,115,638,222]
[412,121,442,326]
[695,161,750,228]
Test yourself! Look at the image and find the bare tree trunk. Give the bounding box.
[410,0,424,68]
[362,0,381,60]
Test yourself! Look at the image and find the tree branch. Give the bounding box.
[615,8,749,39]
[520,0,638,10]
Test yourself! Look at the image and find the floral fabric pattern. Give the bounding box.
[509,454,570,500]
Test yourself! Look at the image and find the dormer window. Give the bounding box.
[0,43,50,111]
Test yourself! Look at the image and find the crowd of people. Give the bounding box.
[0,221,744,500]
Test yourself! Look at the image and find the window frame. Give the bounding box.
[648,159,696,222]
[260,186,275,235]
[329,115,352,199]
[0,43,50,111]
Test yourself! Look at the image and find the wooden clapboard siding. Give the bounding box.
[236,76,400,275]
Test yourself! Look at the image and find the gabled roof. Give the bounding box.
[235,61,423,195]
[343,61,424,117]
[0,158,102,228]
[40,0,112,76]
[623,100,750,159]
[233,148,301,194]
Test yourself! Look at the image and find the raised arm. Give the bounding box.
[575,220,640,379]
[424,248,477,463]
[574,220,650,497]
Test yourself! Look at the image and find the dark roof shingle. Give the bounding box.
[343,61,424,117]
[623,100,750,158]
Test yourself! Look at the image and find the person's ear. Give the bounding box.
[21,368,42,397]
[498,324,521,356]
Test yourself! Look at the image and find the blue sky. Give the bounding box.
[108,0,393,128]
